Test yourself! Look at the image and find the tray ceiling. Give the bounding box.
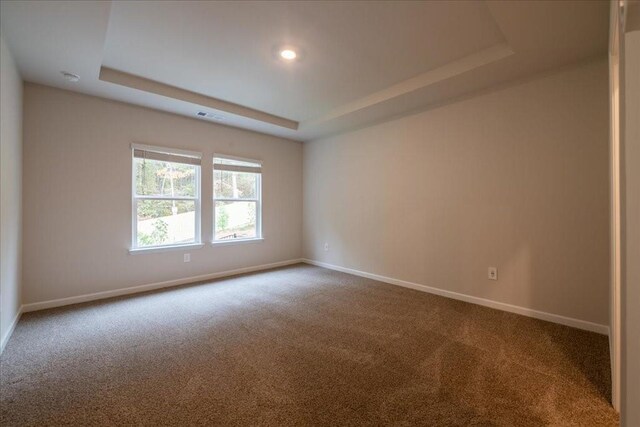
[0,0,609,141]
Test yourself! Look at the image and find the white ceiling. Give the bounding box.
[0,0,609,141]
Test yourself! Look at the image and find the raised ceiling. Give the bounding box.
[0,0,609,141]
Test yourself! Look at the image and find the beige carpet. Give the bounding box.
[1,264,617,426]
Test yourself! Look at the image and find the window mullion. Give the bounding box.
[135,195,198,201]
[213,198,259,202]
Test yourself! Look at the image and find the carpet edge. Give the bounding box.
[302,258,610,336]
[21,258,305,313]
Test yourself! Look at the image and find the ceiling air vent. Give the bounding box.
[196,111,224,121]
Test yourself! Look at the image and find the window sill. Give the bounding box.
[128,243,205,255]
[211,237,264,247]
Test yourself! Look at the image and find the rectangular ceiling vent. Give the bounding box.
[196,111,224,121]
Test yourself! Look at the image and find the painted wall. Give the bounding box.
[621,28,640,427]
[0,34,23,350]
[303,59,610,326]
[21,84,302,305]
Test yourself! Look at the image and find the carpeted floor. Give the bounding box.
[1,264,618,426]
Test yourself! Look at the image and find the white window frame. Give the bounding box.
[212,154,262,244]
[130,143,202,253]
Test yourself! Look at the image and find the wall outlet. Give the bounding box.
[324,242,329,251]
[184,253,191,263]
[488,267,498,280]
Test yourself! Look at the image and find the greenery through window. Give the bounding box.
[132,146,201,248]
[213,156,261,241]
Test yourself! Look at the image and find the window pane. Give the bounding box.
[215,201,257,240]
[135,157,197,197]
[137,200,196,247]
[214,170,257,199]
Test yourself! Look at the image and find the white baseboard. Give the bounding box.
[22,259,304,313]
[303,259,609,335]
[11,257,608,347]
[1,306,23,354]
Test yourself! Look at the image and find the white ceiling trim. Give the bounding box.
[99,66,299,130]
[100,43,514,132]
[304,43,514,128]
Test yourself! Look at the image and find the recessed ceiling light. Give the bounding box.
[61,71,80,83]
[279,49,297,61]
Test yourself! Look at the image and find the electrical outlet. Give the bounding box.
[488,267,497,280]
[184,253,191,263]
[324,242,329,251]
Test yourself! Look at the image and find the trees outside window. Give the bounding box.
[132,146,201,248]
[213,156,262,241]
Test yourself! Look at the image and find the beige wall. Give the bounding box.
[621,28,640,427]
[303,59,610,326]
[22,84,302,305]
[0,34,23,350]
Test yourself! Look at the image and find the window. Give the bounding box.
[132,144,201,249]
[213,155,262,242]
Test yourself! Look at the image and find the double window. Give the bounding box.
[131,145,262,251]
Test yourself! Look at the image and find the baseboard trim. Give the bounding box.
[302,259,609,335]
[1,306,23,354]
[15,258,609,337]
[22,259,304,313]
